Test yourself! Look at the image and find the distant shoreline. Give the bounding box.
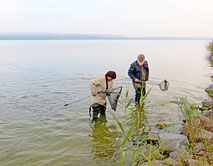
[0,33,212,40]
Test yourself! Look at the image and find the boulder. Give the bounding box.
[159,133,189,152]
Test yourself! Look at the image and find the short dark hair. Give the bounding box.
[106,71,116,79]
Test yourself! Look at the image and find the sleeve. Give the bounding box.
[145,61,149,80]
[128,63,136,81]
[89,77,100,94]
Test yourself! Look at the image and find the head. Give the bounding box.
[106,71,116,81]
[137,54,145,65]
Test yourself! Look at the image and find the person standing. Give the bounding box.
[89,71,116,120]
[128,54,149,104]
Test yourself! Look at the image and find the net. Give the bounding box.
[105,86,122,111]
[159,80,169,91]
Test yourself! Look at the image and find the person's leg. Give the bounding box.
[89,104,101,120]
[100,104,106,116]
[142,81,146,96]
[133,83,141,104]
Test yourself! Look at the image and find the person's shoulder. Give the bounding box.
[98,73,105,80]
[131,60,137,66]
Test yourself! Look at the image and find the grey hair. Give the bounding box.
[138,54,145,59]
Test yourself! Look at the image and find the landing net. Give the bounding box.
[105,86,122,111]
[159,80,169,91]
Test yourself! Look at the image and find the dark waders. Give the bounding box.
[133,81,146,104]
[89,103,106,120]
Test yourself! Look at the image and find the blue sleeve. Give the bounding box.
[145,61,149,80]
[128,63,136,81]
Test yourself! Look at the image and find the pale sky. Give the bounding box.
[0,0,213,37]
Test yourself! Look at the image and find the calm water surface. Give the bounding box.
[0,40,212,166]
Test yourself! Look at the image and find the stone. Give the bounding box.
[202,99,213,108]
[163,158,179,166]
[192,142,203,154]
[139,160,163,166]
[159,133,189,152]
[195,129,213,142]
[199,116,213,132]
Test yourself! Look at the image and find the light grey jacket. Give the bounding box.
[89,74,113,105]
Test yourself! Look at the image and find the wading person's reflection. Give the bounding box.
[89,114,119,162]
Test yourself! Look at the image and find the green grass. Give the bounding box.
[110,90,212,165]
[207,40,213,54]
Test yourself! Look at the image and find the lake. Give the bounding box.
[0,40,212,166]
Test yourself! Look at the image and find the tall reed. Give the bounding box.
[108,87,151,165]
[171,97,201,146]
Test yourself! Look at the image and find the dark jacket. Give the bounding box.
[128,60,149,82]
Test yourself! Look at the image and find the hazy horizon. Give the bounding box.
[0,33,213,40]
[0,0,213,37]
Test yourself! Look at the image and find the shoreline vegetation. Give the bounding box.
[111,41,213,166]
[0,33,213,40]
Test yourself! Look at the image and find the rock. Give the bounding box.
[207,84,213,89]
[169,150,192,161]
[146,132,159,145]
[139,160,163,166]
[152,150,165,160]
[184,159,209,166]
[163,158,178,166]
[199,116,213,132]
[181,122,189,136]
[195,128,213,142]
[155,123,172,129]
[202,99,213,108]
[159,133,189,152]
[201,110,213,118]
[205,87,213,97]
[169,151,179,160]
[192,142,203,154]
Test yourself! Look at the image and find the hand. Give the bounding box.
[101,90,105,93]
[134,78,140,83]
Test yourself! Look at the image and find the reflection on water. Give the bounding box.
[0,40,212,165]
[89,114,120,165]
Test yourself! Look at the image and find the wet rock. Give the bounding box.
[159,133,189,152]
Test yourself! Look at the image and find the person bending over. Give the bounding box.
[89,71,116,120]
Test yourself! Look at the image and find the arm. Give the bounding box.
[89,77,100,96]
[128,63,136,81]
[144,61,149,81]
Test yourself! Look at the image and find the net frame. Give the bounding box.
[105,86,122,111]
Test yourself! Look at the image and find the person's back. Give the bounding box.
[89,71,116,120]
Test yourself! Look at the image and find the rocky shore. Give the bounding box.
[136,41,213,166]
